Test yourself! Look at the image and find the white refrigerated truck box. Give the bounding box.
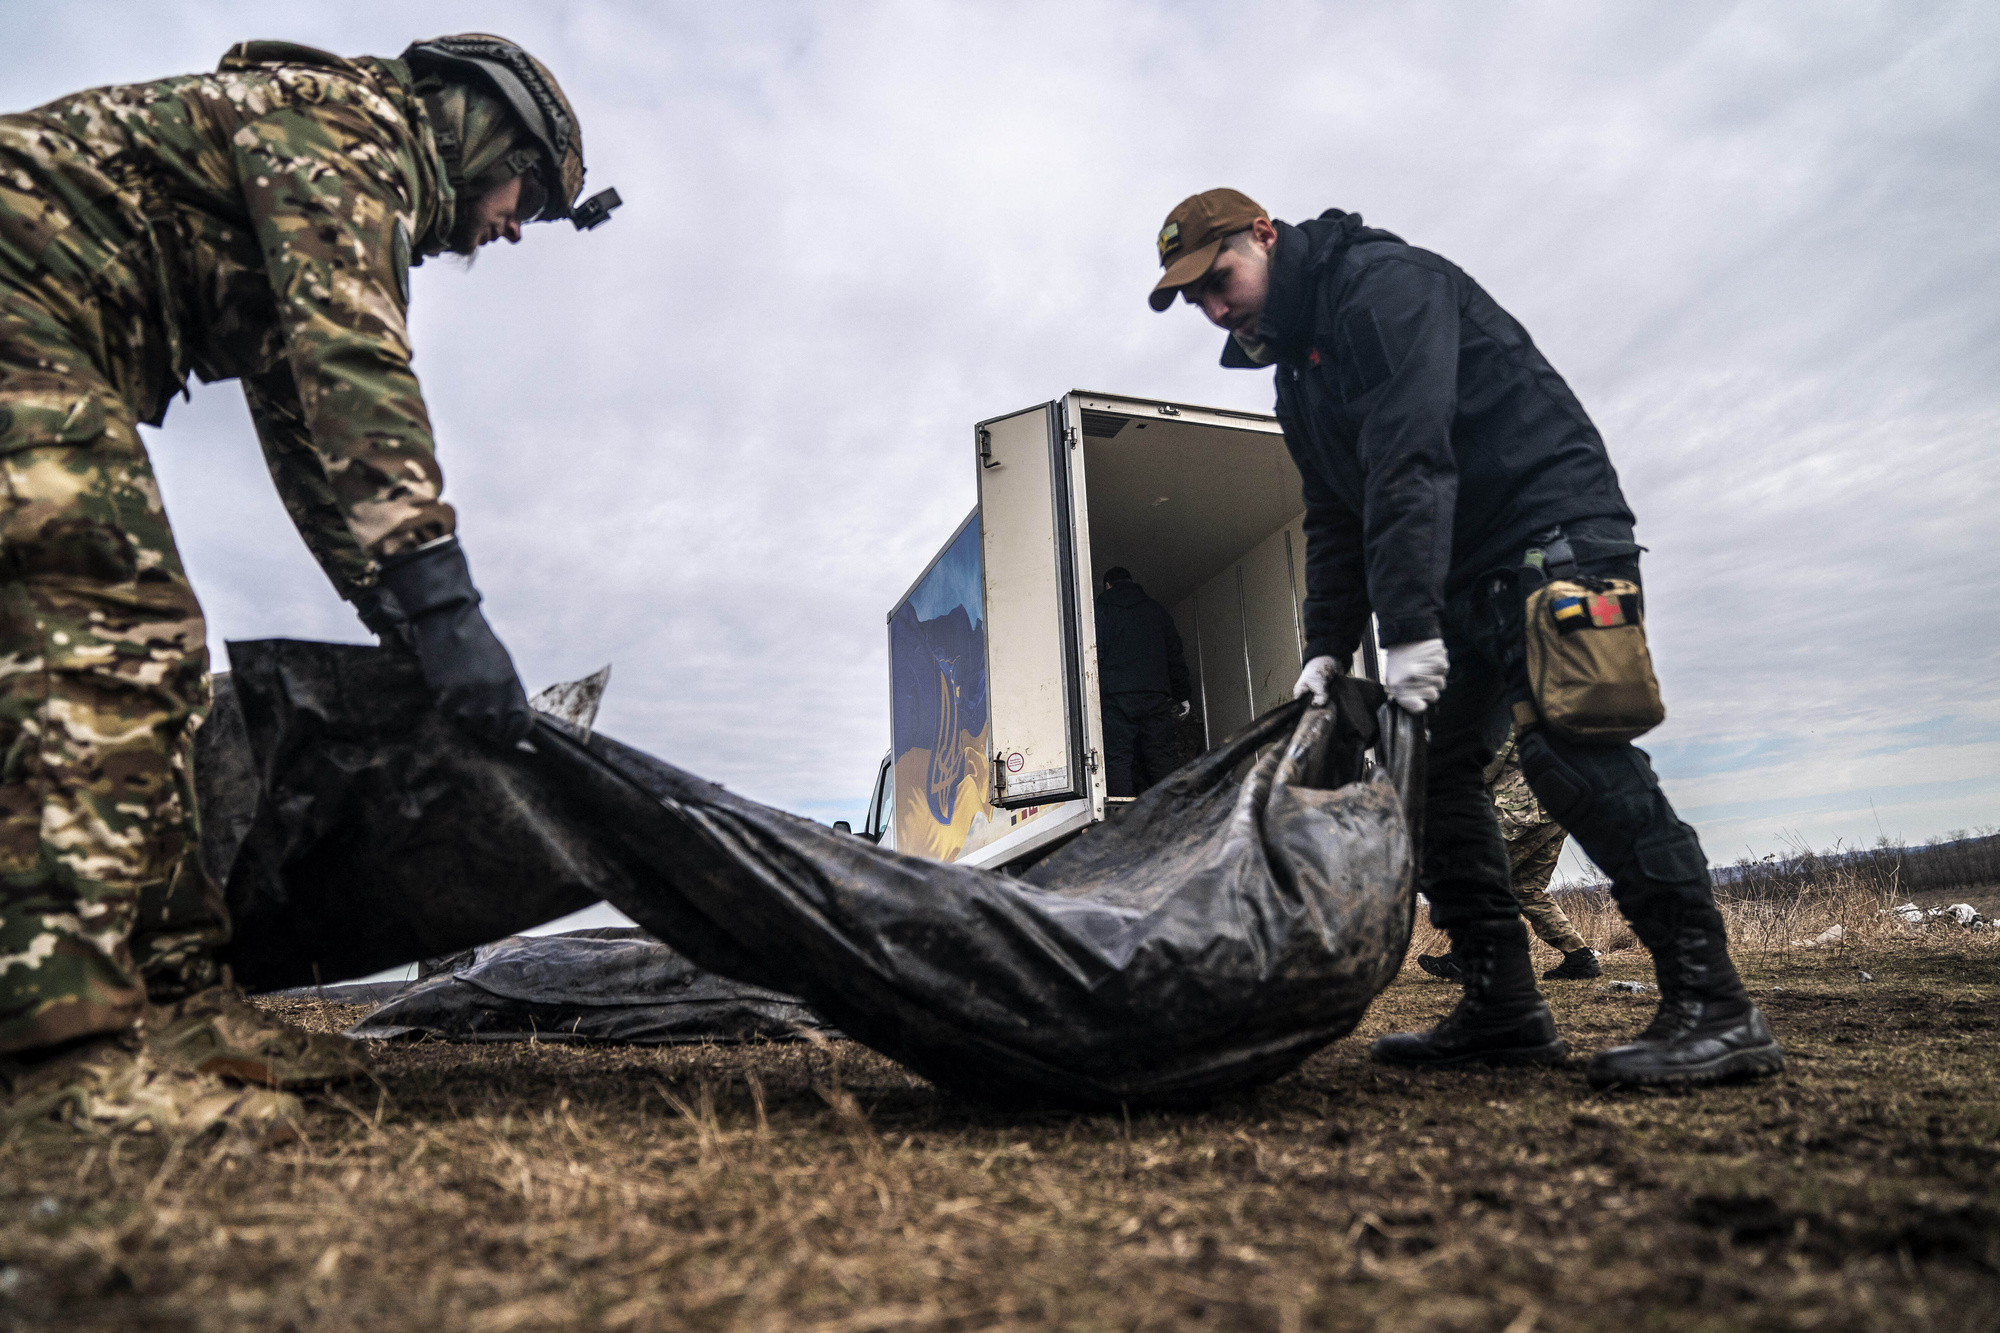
[858,391,1378,870]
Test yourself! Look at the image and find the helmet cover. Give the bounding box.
[402,33,586,222]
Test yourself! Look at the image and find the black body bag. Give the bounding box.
[203,641,1423,1108]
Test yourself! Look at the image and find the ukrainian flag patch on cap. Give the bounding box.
[1157,220,1181,261]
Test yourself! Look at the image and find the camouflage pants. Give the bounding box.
[1492,732,1586,954]
[1508,823,1586,954]
[0,292,219,1056]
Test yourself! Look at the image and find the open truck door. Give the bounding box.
[976,402,1096,811]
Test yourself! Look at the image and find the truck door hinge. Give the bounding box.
[978,427,999,469]
[1086,749,1099,773]
[1065,425,1079,449]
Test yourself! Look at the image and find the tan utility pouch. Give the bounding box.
[1519,578,1665,743]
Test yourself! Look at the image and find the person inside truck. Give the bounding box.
[1093,567,1192,798]
[1146,188,1781,1091]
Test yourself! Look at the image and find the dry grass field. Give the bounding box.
[4,885,1997,1333]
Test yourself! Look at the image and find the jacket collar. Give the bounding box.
[1255,219,1317,357]
[1219,210,1399,369]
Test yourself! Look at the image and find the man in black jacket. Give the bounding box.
[1094,567,1192,798]
[1148,189,1780,1089]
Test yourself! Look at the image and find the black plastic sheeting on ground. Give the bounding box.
[344,928,825,1045]
[204,640,1422,1107]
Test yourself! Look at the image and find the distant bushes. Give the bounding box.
[1714,828,2000,901]
[1402,829,2000,967]
[1550,828,2000,904]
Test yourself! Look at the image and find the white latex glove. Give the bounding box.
[1176,700,1192,720]
[1293,655,1339,707]
[1384,638,1450,713]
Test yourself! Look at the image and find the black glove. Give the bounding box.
[349,586,414,652]
[375,539,533,745]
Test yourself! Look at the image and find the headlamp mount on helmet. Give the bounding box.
[401,33,621,231]
[571,188,621,231]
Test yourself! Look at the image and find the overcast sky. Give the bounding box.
[6,0,1995,876]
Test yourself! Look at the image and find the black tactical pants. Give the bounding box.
[1103,692,1178,798]
[1420,551,1722,935]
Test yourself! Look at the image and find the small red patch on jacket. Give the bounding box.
[1308,347,1321,366]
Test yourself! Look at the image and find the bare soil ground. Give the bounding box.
[4,933,1997,1332]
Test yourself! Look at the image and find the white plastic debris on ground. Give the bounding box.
[1876,901,1992,933]
[1793,922,1846,948]
[1599,980,1654,995]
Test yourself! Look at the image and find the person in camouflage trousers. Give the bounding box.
[1418,725,1603,982]
[0,34,617,1110]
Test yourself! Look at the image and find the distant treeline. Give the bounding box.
[1714,829,2000,901]
[1559,829,2000,901]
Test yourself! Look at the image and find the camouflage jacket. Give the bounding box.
[0,41,463,591]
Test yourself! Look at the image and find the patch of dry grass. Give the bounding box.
[4,925,1997,1332]
[1406,864,1998,975]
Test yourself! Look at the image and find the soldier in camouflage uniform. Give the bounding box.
[0,34,617,1111]
[1418,725,1603,982]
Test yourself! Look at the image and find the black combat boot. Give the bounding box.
[1542,947,1602,980]
[1373,919,1567,1069]
[1585,900,1784,1089]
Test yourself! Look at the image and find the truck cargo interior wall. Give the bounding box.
[1080,417,1308,750]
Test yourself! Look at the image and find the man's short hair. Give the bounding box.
[1103,566,1132,586]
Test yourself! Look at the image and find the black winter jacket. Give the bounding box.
[1228,211,1633,664]
[1094,581,1190,701]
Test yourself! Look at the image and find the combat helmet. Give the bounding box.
[401,33,620,230]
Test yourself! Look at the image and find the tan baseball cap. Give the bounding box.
[1148,189,1269,311]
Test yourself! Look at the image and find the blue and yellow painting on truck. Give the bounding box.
[888,512,1069,863]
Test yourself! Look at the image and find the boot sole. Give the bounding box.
[1373,1038,1569,1071]
[1585,1040,1786,1090]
